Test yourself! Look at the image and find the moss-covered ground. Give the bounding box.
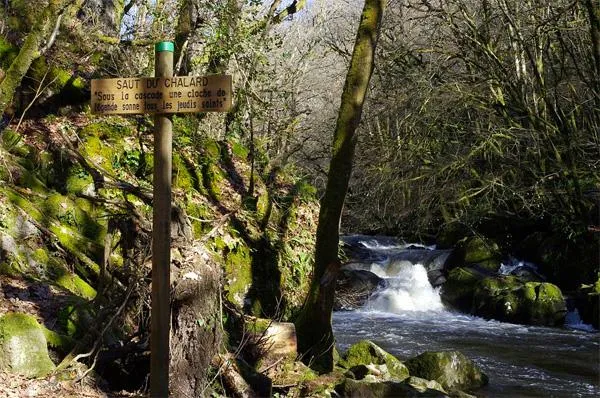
[0,112,320,394]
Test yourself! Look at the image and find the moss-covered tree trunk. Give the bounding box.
[0,0,80,115]
[294,0,385,373]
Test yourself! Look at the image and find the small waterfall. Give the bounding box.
[565,309,597,332]
[498,256,540,277]
[365,262,445,313]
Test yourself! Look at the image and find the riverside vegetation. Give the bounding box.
[0,0,598,397]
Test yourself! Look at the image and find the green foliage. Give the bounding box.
[57,302,93,338]
[41,326,74,352]
[0,129,25,155]
[65,165,94,195]
[0,37,18,67]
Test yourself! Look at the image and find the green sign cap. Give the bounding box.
[155,41,174,53]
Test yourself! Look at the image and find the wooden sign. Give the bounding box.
[91,75,232,114]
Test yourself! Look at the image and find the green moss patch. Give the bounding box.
[42,327,74,353]
[4,188,102,278]
[340,340,409,381]
[0,313,55,377]
[55,272,96,300]
[472,277,566,326]
[441,267,486,312]
[405,351,488,392]
[223,244,252,307]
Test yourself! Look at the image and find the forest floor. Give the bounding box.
[0,275,141,397]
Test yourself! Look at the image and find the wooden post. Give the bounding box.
[151,41,174,398]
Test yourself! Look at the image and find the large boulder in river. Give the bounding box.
[339,340,409,381]
[0,312,55,377]
[441,266,491,313]
[472,277,567,326]
[450,236,501,273]
[405,351,488,393]
[335,269,386,311]
[335,377,448,397]
[575,277,600,329]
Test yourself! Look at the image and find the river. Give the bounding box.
[332,236,600,397]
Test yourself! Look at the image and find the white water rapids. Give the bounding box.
[333,236,600,397]
[364,262,445,313]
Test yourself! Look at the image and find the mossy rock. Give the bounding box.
[185,200,212,239]
[202,162,224,200]
[4,188,103,276]
[405,351,488,392]
[576,276,600,329]
[80,135,119,173]
[79,120,131,140]
[28,57,87,106]
[223,243,252,307]
[18,169,48,192]
[299,369,346,397]
[65,165,95,195]
[441,267,487,312]
[42,327,75,353]
[0,128,28,156]
[472,277,566,326]
[42,193,104,243]
[255,190,270,221]
[264,359,317,388]
[404,376,447,394]
[0,313,55,377]
[335,378,448,398]
[55,272,96,300]
[339,340,409,381]
[173,152,197,192]
[204,140,221,161]
[459,236,501,272]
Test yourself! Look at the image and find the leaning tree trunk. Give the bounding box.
[294,0,385,373]
[0,0,81,115]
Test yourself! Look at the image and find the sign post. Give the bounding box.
[91,42,232,397]
[151,41,173,398]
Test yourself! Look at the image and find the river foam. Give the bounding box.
[365,262,445,313]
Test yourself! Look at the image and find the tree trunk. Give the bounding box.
[79,0,125,36]
[170,243,222,397]
[174,0,193,75]
[294,0,385,373]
